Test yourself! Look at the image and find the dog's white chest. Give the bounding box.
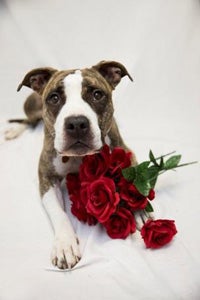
[53,155,82,177]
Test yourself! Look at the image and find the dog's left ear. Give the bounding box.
[92,60,133,89]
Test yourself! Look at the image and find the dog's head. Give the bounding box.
[18,61,133,156]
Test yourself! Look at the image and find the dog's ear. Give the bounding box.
[92,60,133,89]
[17,67,57,95]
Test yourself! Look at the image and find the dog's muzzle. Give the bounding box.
[61,115,94,155]
[65,115,89,139]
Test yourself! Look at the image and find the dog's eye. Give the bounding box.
[92,89,104,101]
[47,93,61,105]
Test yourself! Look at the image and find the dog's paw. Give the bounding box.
[5,124,27,140]
[51,233,81,269]
[134,210,154,230]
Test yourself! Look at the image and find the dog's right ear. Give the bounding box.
[17,67,57,95]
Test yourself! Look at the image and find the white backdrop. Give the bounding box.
[0,0,200,299]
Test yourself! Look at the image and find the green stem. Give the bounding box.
[172,161,198,168]
[155,151,176,161]
[147,170,166,184]
[149,161,198,183]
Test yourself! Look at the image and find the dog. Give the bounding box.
[9,60,139,269]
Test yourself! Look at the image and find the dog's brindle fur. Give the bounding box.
[16,61,137,269]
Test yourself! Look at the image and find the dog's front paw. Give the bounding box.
[51,233,81,269]
[134,210,154,230]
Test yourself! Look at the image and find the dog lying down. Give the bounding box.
[6,60,150,269]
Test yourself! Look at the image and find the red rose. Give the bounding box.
[148,189,155,200]
[141,219,177,249]
[66,173,81,202]
[81,177,120,223]
[118,177,148,210]
[71,199,97,225]
[103,207,136,239]
[79,144,110,182]
[109,147,132,176]
[66,174,97,225]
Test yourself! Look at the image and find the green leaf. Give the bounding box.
[133,161,151,196]
[122,167,136,182]
[164,155,181,170]
[147,165,160,188]
[159,156,164,169]
[145,201,154,213]
[134,175,151,196]
[137,161,151,170]
[149,150,159,166]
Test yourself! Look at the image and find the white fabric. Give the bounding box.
[0,0,200,299]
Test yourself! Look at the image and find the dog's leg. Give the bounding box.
[42,184,81,269]
[5,123,28,140]
[5,92,43,140]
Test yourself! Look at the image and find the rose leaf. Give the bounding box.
[134,173,151,196]
[122,167,136,182]
[145,201,154,213]
[164,155,181,170]
[149,150,159,167]
[147,165,160,188]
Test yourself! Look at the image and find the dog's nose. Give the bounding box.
[65,115,90,138]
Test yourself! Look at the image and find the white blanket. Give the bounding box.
[0,0,200,299]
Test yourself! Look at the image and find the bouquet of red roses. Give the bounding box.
[66,145,195,248]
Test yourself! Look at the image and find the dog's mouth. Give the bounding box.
[58,140,97,157]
